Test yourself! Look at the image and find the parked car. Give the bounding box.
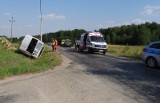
[61,39,72,47]
[142,41,160,68]
[47,42,52,46]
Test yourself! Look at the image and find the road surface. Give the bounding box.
[0,46,160,103]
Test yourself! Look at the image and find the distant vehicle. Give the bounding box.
[19,35,44,58]
[142,41,160,68]
[75,31,108,54]
[61,39,72,47]
[61,39,65,46]
[47,42,52,46]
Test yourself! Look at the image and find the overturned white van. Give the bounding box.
[19,35,44,58]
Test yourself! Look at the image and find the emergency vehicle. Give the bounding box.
[19,35,44,58]
[75,32,108,54]
[142,41,160,68]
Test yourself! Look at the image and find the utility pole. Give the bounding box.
[9,17,15,43]
[40,0,43,41]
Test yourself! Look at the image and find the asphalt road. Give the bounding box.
[59,46,160,103]
[0,46,160,103]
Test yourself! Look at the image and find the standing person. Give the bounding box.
[54,39,58,52]
[52,39,55,51]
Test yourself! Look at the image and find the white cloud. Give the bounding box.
[97,20,121,28]
[26,24,33,27]
[4,12,11,16]
[105,20,115,24]
[141,5,160,16]
[0,26,10,29]
[97,18,146,29]
[120,19,145,26]
[98,25,104,28]
[39,13,66,20]
[132,19,145,24]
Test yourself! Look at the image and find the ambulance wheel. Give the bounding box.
[103,51,106,55]
[75,45,80,51]
[86,47,90,53]
[86,47,93,53]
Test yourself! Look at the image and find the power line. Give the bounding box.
[9,17,15,43]
[40,0,43,41]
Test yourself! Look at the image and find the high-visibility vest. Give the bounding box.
[52,40,55,45]
[54,40,58,45]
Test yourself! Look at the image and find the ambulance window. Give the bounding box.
[81,35,84,40]
[86,36,90,42]
[91,36,105,42]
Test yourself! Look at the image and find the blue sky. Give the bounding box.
[1,0,160,37]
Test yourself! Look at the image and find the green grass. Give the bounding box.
[0,37,144,79]
[0,44,62,79]
[107,45,144,59]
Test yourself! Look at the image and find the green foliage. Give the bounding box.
[110,32,116,44]
[39,29,86,44]
[10,22,160,46]
[123,45,130,54]
[106,34,110,44]
[100,22,160,45]
[108,45,144,59]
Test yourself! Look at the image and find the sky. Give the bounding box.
[1,0,160,38]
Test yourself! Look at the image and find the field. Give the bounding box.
[0,37,62,79]
[0,37,144,79]
[108,45,144,59]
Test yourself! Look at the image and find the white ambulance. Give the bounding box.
[19,35,44,58]
[75,32,108,54]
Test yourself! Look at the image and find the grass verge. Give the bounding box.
[0,43,62,80]
[107,45,144,59]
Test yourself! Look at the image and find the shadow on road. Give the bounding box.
[86,60,160,103]
[60,47,160,103]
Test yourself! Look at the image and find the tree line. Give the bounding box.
[40,29,86,44]
[9,22,160,45]
[100,22,160,45]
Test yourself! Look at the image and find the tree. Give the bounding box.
[106,34,110,44]
[137,25,151,45]
[16,22,160,45]
[110,32,116,44]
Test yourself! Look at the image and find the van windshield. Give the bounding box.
[90,36,105,42]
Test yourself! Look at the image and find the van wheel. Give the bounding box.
[146,57,158,68]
